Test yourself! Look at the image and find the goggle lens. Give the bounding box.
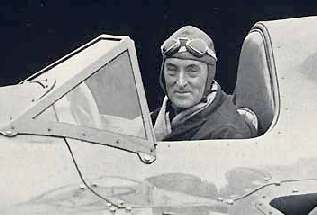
[186,39,208,57]
[161,38,180,56]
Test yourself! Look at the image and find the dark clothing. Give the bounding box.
[151,89,256,141]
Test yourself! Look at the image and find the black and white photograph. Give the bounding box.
[0,1,317,214]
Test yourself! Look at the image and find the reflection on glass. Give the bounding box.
[40,51,146,139]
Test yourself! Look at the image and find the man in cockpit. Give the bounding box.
[151,26,257,141]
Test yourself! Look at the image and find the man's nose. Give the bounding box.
[176,72,188,88]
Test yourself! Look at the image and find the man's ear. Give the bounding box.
[159,61,167,94]
[208,63,217,80]
[201,63,217,100]
[206,64,216,85]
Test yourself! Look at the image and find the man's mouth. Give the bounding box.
[174,90,191,95]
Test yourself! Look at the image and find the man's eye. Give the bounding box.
[189,68,198,73]
[166,66,177,71]
[187,68,200,76]
[166,70,176,76]
[166,66,177,75]
[187,65,200,73]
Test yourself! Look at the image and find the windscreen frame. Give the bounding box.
[0,35,156,155]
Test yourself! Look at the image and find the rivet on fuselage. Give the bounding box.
[162,212,176,215]
[3,130,17,137]
[292,188,299,193]
[225,199,234,205]
[125,206,132,212]
[217,197,224,202]
[274,181,281,186]
[118,200,124,206]
[109,206,117,214]
[264,177,271,182]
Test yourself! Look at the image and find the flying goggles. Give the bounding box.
[161,37,217,62]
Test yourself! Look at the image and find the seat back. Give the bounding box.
[234,31,275,135]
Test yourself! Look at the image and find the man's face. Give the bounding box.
[164,58,209,109]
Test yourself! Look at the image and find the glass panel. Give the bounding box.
[47,51,146,139]
[85,51,141,119]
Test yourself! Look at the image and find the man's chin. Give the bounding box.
[170,99,195,109]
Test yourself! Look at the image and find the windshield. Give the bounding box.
[38,51,146,139]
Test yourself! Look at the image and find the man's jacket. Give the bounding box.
[151,86,257,141]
